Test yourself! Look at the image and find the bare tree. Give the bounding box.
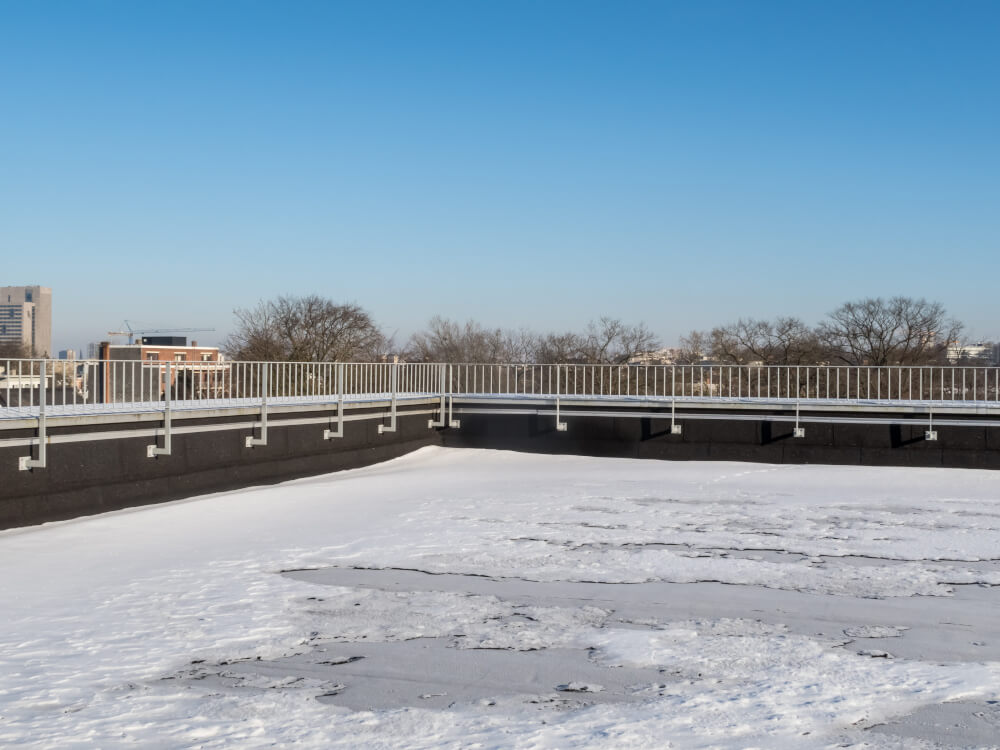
[577,318,659,364]
[504,328,540,363]
[406,316,658,364]
[405,317,538,363]
[0,341,31,359]
[674,330,709,364]
[710,317,821,365]
[534,331,587,363]
[816,297,961,365]
[224,295,387,361]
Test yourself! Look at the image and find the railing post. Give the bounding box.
[446,363,460,428]
[324,362,345,439]
[428,363,448,428]
[147,361,173,457]
[670,393,682,435]
[447,394,461,428]
[246,364,269,448]
[793,400,805,438]
[555,364,567,431]
[18,360,47,471]
[925,407,938,441]
[378,362,398,434]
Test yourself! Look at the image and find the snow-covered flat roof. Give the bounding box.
[2,448,999,747]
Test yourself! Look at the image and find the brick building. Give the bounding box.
[98,337,226,403]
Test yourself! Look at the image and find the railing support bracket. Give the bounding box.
[427,396,448,429]
[246,367,269,448]
[925,409,938,441]
[554,366,567,431]
[324,364,345,439]
[793,402,805,438]
[670,397,682,435]
[428,366,449,429]
[147,362,173,458]
[378,363,398,435]
[18,361,47,471]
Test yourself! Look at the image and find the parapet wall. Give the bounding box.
[443,405,1000,470]
[0,403,438,530]
[3,401,1000,531]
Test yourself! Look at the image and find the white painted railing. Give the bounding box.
[444,363,1000,403]
[3,359,1000,419]
[5,358,1000,472]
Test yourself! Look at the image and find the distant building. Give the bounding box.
[97,338,225,403]
[0,285,52,356]
[99,338,221,364]
[58,349,77,360]
[628,348,683,366]
[628,348,714,366]
[946,342,999,365]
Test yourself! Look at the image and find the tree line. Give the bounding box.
[677,297,963,366]
[0,341,31,358]
[223,296,658,365]
[222,294,967,366]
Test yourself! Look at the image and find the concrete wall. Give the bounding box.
[0,406,438,530]
[442,408,1000,470]
[4,402,1000,531]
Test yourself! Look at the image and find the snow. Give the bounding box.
[1,446,999,748]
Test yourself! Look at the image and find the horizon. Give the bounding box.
[12,288,998,358]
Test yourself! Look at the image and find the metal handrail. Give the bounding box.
[442,362,1000,404]
[3,358,1000,418]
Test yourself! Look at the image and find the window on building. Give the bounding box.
[174,352,185,362]
[146,352,159,361]
[201,353,213,361]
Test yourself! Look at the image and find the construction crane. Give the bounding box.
[107,320,215,345]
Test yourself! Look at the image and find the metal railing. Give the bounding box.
[0,359,444,415]
[3,359,1000,419]
[441,363,1000,404]
[5,358,1000,472]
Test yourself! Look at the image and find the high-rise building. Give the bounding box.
[0,286,52,356]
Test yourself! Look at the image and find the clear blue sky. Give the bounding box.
[1,0,997,353]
